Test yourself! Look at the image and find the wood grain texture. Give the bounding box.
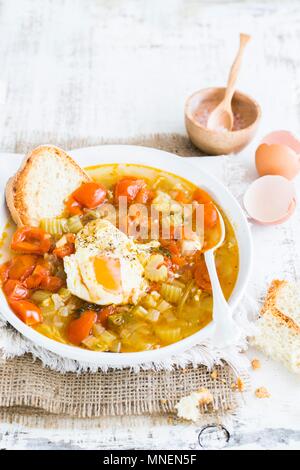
[1,0,300,450]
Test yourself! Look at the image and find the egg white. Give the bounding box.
[63,219,148,305]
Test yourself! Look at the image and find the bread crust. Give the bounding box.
[5,145,90,226]
[260,279,300,333]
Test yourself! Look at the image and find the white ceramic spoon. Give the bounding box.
[204,208,242,347]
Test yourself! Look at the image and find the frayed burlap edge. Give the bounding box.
[0,354,250,420]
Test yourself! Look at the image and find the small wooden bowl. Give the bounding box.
[185,87,261,155]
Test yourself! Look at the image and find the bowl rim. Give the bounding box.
[184,86,262,135]
[0,144,253,367]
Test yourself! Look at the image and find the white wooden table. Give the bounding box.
[1,0,300,450]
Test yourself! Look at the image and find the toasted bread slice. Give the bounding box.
[251,280,300,373]
[6,145,91,226]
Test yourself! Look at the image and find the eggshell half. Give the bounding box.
[244,175,296,225]
[255,130,300,180]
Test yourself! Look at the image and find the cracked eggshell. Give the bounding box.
[244,175,296,225]
[255,130,300,180]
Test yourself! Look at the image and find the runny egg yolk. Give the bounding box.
[93,256,122,292]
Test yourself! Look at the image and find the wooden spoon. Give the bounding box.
[207,33,251,131]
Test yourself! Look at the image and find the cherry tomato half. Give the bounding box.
[194,256,212,292]
[23,264,51,289]
[0,261,11,284]
[204,202,218,229]
[8,255,38,281]
[98,305,116,328]
[39,275,64,292]
[193,188,212,204]
[135,188,154,204]
[4,279,29,301]
[10,300,43,326]
[53,242,75,258]
[65,196,83,216]
[72,182,107,209]
[67,310,97,345]
[11,227,52,255]
[114,177,146,203]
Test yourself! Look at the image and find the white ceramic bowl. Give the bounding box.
[0,145,252,367]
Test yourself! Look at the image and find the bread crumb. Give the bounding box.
[211,369,218,380]
[174,388,213,422]
[231,377,245,392]
[255,387,270,399]
[251,359,261,370]
[197,387,214,406]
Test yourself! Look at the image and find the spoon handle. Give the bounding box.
[224,33,251,105]
[204,250,241,347]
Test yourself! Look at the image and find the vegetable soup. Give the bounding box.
[0,164,239,352]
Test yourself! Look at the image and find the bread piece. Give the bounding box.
[6,145,91,226]
[251,280,300,374]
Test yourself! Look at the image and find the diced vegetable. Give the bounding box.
[144,254,168,282]
[155,325,182,344]
[35,323,67,343]
[11,227,52,254]
[133,305,160,323]
[204,202,218,229]
[0,261,10,284]
[53,234,75,258]
[40,276,64,293]
[114,177,146,203]
[142,293,159,309]
[107,312,125,328]
[3,279,29,301]
[92,323,106,336]
[160,283,183,304]
[67,215,83,234]
[58,287,71,302]
[156,299,172,312]
[110,340,122,353]
[193,188,212,204]
[30,290,52,304]
[98,305,116,327]
[145,308,160,322]
[81,335,108,351]
[65,196,83,216]
[51,293,65,310]
[67,310,97,345]
[194,257,212,292]
[40,218,68,235]
[40,301,56,317]
[57,306,69,317]
[8,255,37,281]
[98,329,117,346]
[23,264,51,289]
[133,305,148,318]
[72,182,107,209]
[10,300,43,326]
[174,189,190,204]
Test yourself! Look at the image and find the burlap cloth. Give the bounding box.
[0,134,249,423]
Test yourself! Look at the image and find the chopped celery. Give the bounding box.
[30,290,52,304]
[107,313,125,327]
[67,215,83,233]
[160,283,183,304]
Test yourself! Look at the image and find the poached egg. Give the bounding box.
[64,219,148,305]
